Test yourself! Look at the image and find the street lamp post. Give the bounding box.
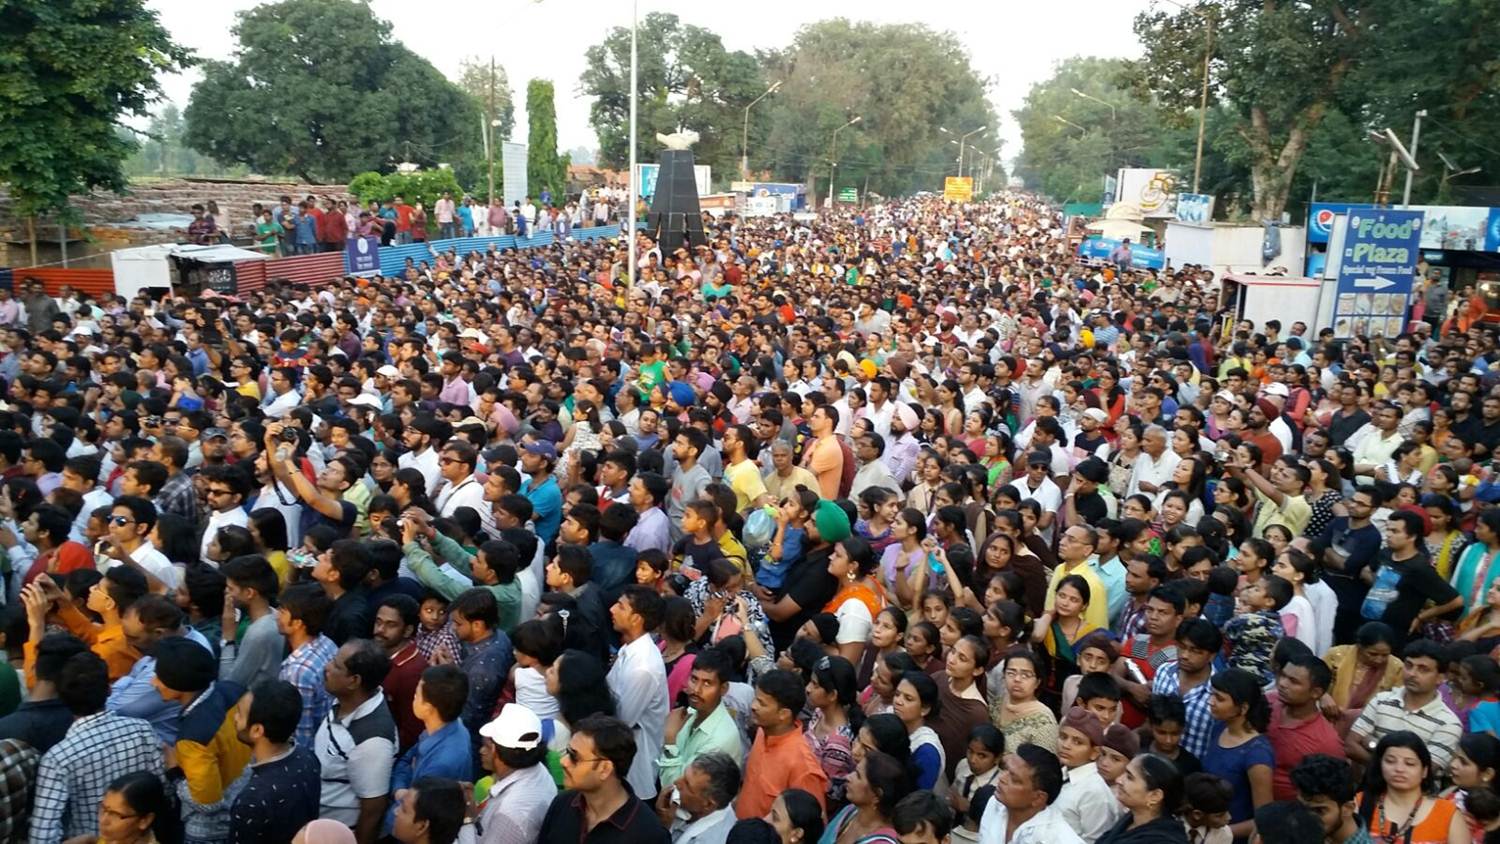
[1053,115,1087,133]
[1157,0,1214,193]
[626,0,638,288]
[826,116,861,208]
[940,126,989,178]
[1069,88,1116,122]
[741,80,782,181]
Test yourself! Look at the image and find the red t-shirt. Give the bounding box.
[1267,697,1345,799]
[22,541,95,587]
[395,204,414,231]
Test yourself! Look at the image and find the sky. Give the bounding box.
[145,0,1154,172]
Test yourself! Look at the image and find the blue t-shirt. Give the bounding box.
[524,474,562,545]
[1201,724,1274,824]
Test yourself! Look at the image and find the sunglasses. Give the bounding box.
[108,515,134,526]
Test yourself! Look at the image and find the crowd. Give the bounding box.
[0,191,1499,844]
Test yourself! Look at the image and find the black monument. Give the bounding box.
[646,148,708,255]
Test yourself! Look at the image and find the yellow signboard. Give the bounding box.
[943,176,974,202]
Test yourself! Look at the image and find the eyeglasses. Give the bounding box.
[108,515,134,526]
[564,746,604,764]
[439,457,464,465]
[207,488,234,497]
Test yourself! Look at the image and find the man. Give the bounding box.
[392,778,467,844]
[263,367,302,419]
[1013,452,1062,541]
[737,669,828,819]
[313,538,374,645]
[537,713,672,844]
[1113,555,1165,641]
[1291,754,1368,844]
[219,555,285,690]
[1268,654,1344,800]
[1350,402,1405,485]
[434,440,492,536]
[1045,526,1109,633]
[1363,510,1462,647]
[398,417,445,497]
[801,405,844,500]
[1053,706,1120,841]
[200,465,251,566]
[230,680,322,844]
[29,652,164,844]
[102,495,178,589]
[474,704,559,844]
[977,742,1084,844]
[62,455,113,541]
[608,585,671,799]
[721,424,770,515]
[316,638,398,844]
[0,633,85,753]
[152,637,250,842]
[1149,618,1221,759]
[884,404,921,487]
[653,752,741,844]
[850,432,901,499]
[1233,454,1311,539]
[451,588,513,765]
[1250,802,1324,844]
[761,440,818,503]
[1346,638,1461,772]
[373,594,430,752]
[106,594,216,743]
[658,647,743,789]
[390,665,472,803]
[266,426,360,537]
[626,471,673,556]
[670,429,713,537]
[1128,425,1180,497]
[1118,585,1184,708]
[152,435,199,522]
[435,191,457,240]
[1316,487,1384,645]
[276,583,338,749]
[519,440,563,545]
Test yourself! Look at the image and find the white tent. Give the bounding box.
[110,243,269,300]
[1085,202,1154,242]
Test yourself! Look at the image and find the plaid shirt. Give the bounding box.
[0,738,40,844]
[154,469,200,523]
[30,712,164,844]
[414,621,460,663]
[279,635,337,749]
[1151,661,1217,759]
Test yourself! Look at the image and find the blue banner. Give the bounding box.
[1307,201,1376,245]
[345,236,380,275]
[1077,237,1165,271]
[1487,208,1500,253]
[1331,209,1424,338]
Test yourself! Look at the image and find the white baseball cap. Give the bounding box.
[376,365,401,378]
[479,703,543,750]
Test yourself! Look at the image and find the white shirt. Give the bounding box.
[1052,762,1120,843]
[72,487,114,541]
[467,762,557,844]
[862,400,896,440]
[1129,450,1181,498]
[978,800,1084,844]
[607,632,670,797]
[436,474,494,537]
[1306,579,1338,657]
[200,505,249,566]
[263,389,301,419]
[101,540,178,590]
[850,460,901,500]
[670,806,737,844]
[399,447,443,498]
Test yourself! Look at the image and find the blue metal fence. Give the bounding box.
[368,224,623,276]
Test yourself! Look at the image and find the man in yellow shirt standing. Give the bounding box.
[722,425,770,515]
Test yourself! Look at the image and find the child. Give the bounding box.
[673,499,723,578]
[1270,548,1319,651]
[949,724,1003,842]
[1072,671,1124,728]
[1181,772,1233,844]
[920,589,952,630]
[414,589,460,662]
[1061,634,1120,714]
[288,523,337,573]
[939,607,984,651]
[905,620,943,674]
[1097,723,1138,785]
[1144,693,1203,776]
[1203,565,1238,629]
[635,548,671,594]
[761,489,813,590]
[1224,574,1289,684]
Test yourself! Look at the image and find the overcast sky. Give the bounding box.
[146,0,1153,171]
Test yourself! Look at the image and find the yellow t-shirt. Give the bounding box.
[1044,561,1110,633]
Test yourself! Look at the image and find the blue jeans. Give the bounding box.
[439,222,456,240]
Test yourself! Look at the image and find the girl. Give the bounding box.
[634,548,671,594]
[1201,668,1274,839]
[765,488,817,591]
[1452,654,1500,734]
[882,508,928,607]
[1453,510,1500,617]
[1234,537,1273,595]
[919,587,953,631]
[981,601,1029,692]
[857,607,907,691]
[990,647,1058,754]
[1108,421,1143,498]
[949,724,1004,841]
[1097,754,1188,844]
[933,635,991,782]
[659,597,699,704]
[1448,733,1500,838]
[767,790,826,844]
[854,488,900,555]
[860,651,917,718]
[981,433,1013,488]
[806,654,861,808]
[904,621,943,675]
[1424,494,1468,582]
[892,671,946,793]
[1270,548,1322,652]
[1303,458,1342,539]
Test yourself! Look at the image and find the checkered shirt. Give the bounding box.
[29,712,164,844]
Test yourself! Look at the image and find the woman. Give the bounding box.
[1424,494,1469,582]
[860,651,917,717]
[766,790,826,844]
[659,596,699,704]
[1108,420,1144,499]
[972,531,1046,616]
[907,456,945,518]
[1157,457,1207,527]
[980,433,1013,488]
[1034,574,1100,699]
[937,382,965,444]
[817,752,906,844]
[1355,731,1471,843]
[369,452,398,494]
[982,602,1029,690]
[806,654,862,807]
[885,509,930,609]
[543,649,617,786]
[825,536,889,664]
[88,770,169,844]
[1448,733,1500,838]
[892,670,947,793]
[1303,458,1343,539]
[960,411,990,459]
[931,635,991,782]
[1452,654,1500,733]
[990,647,1058,754]
[391,468,436,516]
[248,508,292,587]
[1456,512,1500,617]
[1200,668,1273,839]
[557,399,603,484]
[857,607,907,690]
[1097,754,1189,844]
[1324,621,1406,737]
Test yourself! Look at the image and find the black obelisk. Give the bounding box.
[646,149,708,255]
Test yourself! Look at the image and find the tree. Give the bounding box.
[526,80,567,203]
[456,58,516,143]
[756,20,997,199]
[349,169,464,208]
[0,0,192,254]
[580,12,767,181]
[183,0,479,183]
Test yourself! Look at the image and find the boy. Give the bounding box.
[672,500,722,576]
[1203,565,1239,629]
[413,591,460,663]
[1144,694,1203,776]
[1224,574,1289,685]
[1074,672,1123,727]
[1182,773,1233,844]
[1054,706,1120,841]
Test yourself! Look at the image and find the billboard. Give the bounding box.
[1419,205,1490,250]
[1115,168,1179,218]
[1174,193,1215,225]
[1331,209,1424,339]
[748,182,802,212]
[943,177,973,202]
[1077,237,1166,270]
[501,142,527,207]
[1307,202,1376,244]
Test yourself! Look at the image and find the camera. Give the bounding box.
[278,428,299,444]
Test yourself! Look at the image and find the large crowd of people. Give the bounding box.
[0,192,1499,844]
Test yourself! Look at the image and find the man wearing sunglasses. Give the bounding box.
[537,714,670,844]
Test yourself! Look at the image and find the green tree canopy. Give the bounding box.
[183,0,479,183]
[0,0,192,223]
[456,58,516,143]
[526,80,568,203]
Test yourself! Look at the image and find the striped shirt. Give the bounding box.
[1351,689,1462,772]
